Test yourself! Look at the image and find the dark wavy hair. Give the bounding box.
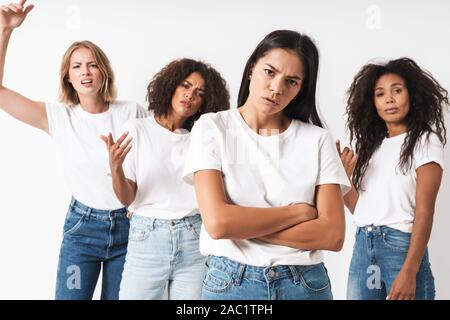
[237,30,323,127]
[346,57,448,190]
[147,58,230,131]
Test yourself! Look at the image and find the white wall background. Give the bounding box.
[0,0,449,300]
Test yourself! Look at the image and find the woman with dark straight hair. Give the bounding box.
[183,30,350,300]
[340,57,448,300]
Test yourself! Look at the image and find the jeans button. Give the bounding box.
[367,226,373,232]
[170,221,176,227]
[267,269,275,279]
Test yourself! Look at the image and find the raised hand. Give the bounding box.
[336,139,358,180]
[0,1,34,31]
[100,132,133,171]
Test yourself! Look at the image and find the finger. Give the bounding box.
[1,7,11,13]
[335,139,341,154]
[100,135,109,146]
[19,0,27,7]
[7,4,20,13]
[23,3,33,15]
[121,144,133,159]
[108,133,115,147]
[120,137,133,151]
[350,154,358,167]
[115,131,129,147]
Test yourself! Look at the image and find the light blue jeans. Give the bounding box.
[347,225,435,300]
[202,256,333,300]
[119,213,205,300]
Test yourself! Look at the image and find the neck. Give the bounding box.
[79,95,109,114]
[386,122,407,138]
[155,112,187,132]
[239,103,291,136]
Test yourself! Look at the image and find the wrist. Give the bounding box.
[0,28,13,35]
[400,265,419,276]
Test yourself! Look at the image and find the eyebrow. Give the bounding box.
[375,83,404,90]
[265,63,302,80]
[184,80,205,91]
[71,61,97,65]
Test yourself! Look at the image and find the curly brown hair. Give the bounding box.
[147,59,230,131]
[346,57,448,190]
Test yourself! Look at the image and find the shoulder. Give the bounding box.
[296,121,332,144]
[110,100,148,117]
[194,109,234,131]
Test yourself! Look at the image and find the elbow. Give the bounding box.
[204,216,228,240]
[323,222,345,252]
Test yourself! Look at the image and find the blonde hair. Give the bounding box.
[59,40,117,106]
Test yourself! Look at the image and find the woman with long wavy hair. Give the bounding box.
[339,58,448,300]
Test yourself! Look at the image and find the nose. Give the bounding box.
[270,78,283,96]
[81,64,91,76]
[184,89,193,101]
[385,92,394,103]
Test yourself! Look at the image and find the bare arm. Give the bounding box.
[101,132,137,206]
[194,170,318,240]
[257,184,346,251]
[0,2,47,132]
[387,162,442,300]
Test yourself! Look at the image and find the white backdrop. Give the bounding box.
[0,0,449,300]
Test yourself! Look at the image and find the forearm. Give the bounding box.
[205,203,315,240]
[0,29,12,87]
[258,215,345,251]
[402,211,434,274]
[111,166,136,206]
[343,185,359,213]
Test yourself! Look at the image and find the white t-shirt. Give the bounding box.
[183,109,350,267]
[122,116,198,219]
[354,132,444,233]
[46,101,148,210]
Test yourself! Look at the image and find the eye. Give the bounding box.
[394,88,402,94]
[264,69,275,77]
[181,82,190,89]
[197,91,205,98]
[72,65,80,69]
[287,79,298,87]
[375,91,384,97]
[90,63,98,68]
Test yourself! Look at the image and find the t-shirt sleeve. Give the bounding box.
[120,120,139,183]
[183,115,222,184]
[414,132,445,171]
[315,132,351,195]
[45,102,65,137]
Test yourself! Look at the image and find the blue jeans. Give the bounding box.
[119,213,205,300]
[55,197,129,300]
[202,256,333,300]
[347,225,435,300]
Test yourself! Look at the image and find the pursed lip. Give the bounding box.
[180,100,192,108]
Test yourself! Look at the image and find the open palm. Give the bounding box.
[0,1,34,30]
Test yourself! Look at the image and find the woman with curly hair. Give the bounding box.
[339,58,448,300]
[183,30,350,300]
[101,58,230,299]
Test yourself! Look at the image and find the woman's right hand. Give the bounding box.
[336,139,358,180]
[100,132,133,172]
[0,0,34,31]
[293,203,318,222]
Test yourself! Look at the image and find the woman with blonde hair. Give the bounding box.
[0,1,147,299]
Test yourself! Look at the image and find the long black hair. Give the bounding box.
[237,30,323,127]
[346,58,448,190]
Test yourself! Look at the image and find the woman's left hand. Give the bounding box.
[386,269,416,300]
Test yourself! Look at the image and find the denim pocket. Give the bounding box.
[187,219,202,239]
[203,265,233,293]
[128,224,150,242]
[381,228,411,252]
[63,211,85,236]
[299,263,331,293]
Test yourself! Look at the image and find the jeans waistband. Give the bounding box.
[356,224,405,235]
[130,213,201,230]
[70,197,127,218]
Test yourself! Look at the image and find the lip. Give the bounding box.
[80,79,94,87]
[262,97,279,107]
[180,100,192,108]
[384,107,399,114]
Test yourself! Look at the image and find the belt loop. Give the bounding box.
[86,207,92,220]
[234,263,246,286]
[149,217,156,231]
[288,265,301,285]
[70,197,76,210]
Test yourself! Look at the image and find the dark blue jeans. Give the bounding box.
[202,256,333,300]
[347,225,435,300]
[55,197,129,300]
